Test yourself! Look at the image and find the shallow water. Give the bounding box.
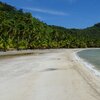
[77,49,100,70]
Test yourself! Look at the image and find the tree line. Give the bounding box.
[0,1,100,51]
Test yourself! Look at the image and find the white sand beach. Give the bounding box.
[0,49,100,100]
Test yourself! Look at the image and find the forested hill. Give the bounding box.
[0,1,100,51]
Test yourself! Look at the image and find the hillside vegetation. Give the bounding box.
[0,1,100,51]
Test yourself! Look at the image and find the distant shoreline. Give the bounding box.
[0,50,35,57]
[0,48,100,56]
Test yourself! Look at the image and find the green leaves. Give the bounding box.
[0,1,100,51]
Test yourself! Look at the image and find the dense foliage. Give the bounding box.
[0,1,100,51]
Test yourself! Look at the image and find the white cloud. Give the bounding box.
[24,7,69,16]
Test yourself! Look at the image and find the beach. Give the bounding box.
[0,49,100,100]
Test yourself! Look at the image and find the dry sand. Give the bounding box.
[0,49,100,100]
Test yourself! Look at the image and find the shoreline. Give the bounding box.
[0,48,100,56]
[0,49,53,57]
[72,49,100,97]
[0,50,35,56]
[74,49,100,76]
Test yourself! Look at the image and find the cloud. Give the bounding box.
[24,7,69,16]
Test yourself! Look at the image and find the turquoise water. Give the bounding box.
[77,49,100,70]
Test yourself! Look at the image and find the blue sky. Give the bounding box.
[1,0,100,28]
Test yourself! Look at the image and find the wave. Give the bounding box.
[74,50,100,76]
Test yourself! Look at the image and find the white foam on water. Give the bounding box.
[74,50,100,77]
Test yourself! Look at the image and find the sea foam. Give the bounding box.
[74,50,100,77]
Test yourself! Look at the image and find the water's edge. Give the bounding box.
[74,49,100,76]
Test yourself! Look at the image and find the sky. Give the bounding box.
[1,0,100,28]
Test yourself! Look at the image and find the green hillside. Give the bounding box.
[0,1,100,51]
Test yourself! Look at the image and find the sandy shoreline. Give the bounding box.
[74,49,100,76]
[0,49,52,56]
[0,49,100,100]
[72,49,100,97]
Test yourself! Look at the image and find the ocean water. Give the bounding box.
[77,49,100,71]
